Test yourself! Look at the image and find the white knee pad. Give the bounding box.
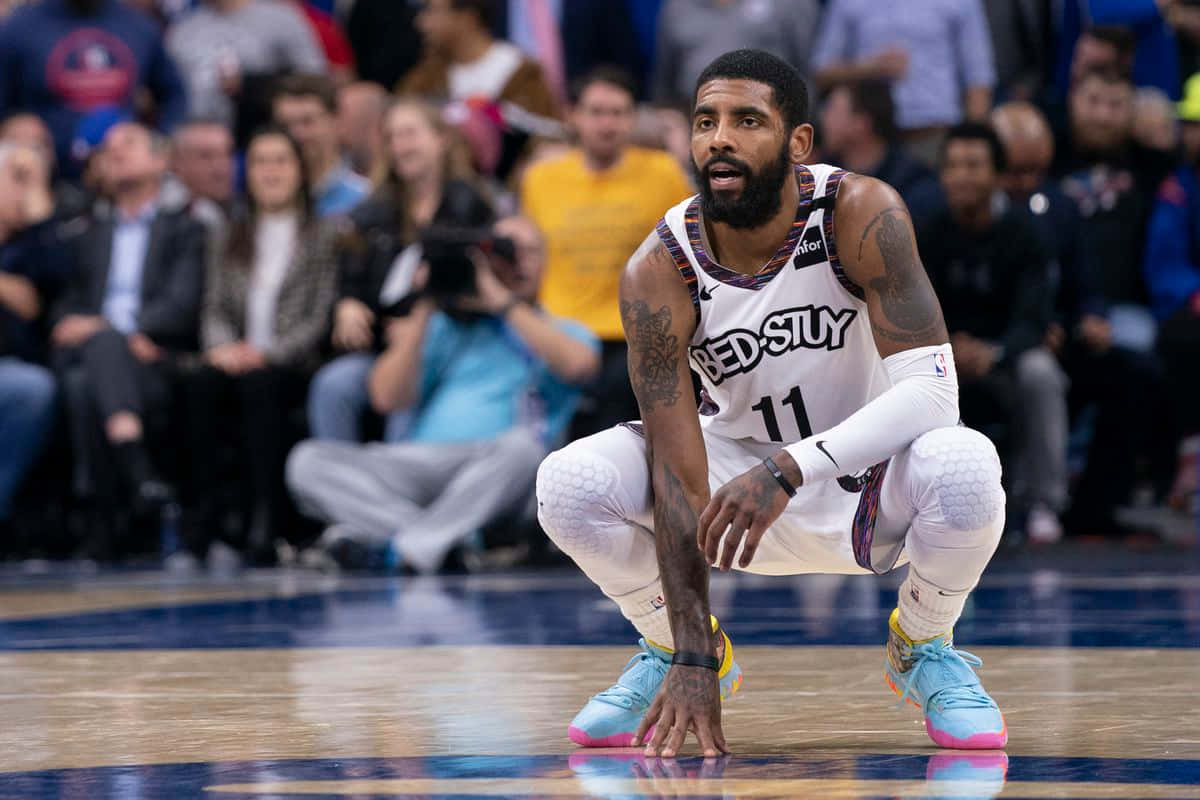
[536,445,624,558]
[910,427,1004,532]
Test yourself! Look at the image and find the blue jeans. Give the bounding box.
[307,352,410,442]
[0,359,56,518]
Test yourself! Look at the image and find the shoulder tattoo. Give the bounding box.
[859,208,944,344]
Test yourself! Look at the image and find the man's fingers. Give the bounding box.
[738,518,770,569]
[703,503,736,565]
[633,696,663,746]
[644,706,674,755]
[694,717,721,758]
[660,713,689,758]
[713,719,730,754]
[697,499,719,550]
[717,515,749,572]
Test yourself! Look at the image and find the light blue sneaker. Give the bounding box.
[568,626,743,748]
[885,609,1008,749]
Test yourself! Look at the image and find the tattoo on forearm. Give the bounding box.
[654,464,711,645]
[621,299,681,411]
[865,209,946,344]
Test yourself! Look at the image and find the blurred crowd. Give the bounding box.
[0,0,1197,572]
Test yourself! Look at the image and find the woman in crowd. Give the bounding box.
[308,96,494,443]
[186,126,339,562]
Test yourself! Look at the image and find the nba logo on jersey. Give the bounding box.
[934,352,948,378]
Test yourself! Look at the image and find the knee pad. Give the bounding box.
[535,445,622,557]
[911,427,1004,532]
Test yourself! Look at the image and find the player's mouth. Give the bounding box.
[708,166,745,190]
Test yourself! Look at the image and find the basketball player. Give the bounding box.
[536,49,1008,757]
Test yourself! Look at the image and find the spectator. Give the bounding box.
[273,74,369,218]
[521,67,690,436]
[549,0,645,101]
[184,126,339,562]
[0,0,188,176]
[166,0,326,146]
[812,0,997,167]
[982,0,1052,102]
[165,117,235,229]
[993,100,1172,537]
[345,0,423,91]
[50,122,206,523]
[287,215,600,574]
[287,0,354,85]
[630,102,692,178]
[651,0,819,107]
[818,78,942,221]
[1067,25,1137,89]
[337,81,387,178]
[1054,7,1177,100]
[310,96,493,443]
[0,143,67,532]
[0,111,89,218]
[403,0,561,123]
[1143,72,1200,513]
[916,123,1066,540]
[1134,87,1180,153]
[1054,67,1174,341]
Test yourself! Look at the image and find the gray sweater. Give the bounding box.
[167,0,326,127]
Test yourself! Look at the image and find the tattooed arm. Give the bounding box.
[703,177,959,570]
[620,232,727,758]
[836,175,948,358]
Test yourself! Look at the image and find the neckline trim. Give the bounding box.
[684,164,816,290]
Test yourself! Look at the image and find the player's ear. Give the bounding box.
[790,123,814,164]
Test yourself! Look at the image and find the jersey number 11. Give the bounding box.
[751,385,813,443]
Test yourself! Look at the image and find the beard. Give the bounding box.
[693,141,793,230]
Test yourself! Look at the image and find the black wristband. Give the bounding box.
[763,456,797,497]
[671,650,720,671]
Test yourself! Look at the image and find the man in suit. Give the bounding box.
[51,121,206,528]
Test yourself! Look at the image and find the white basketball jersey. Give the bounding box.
[655,164,891,446]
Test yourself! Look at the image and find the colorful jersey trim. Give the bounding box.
[655,217,700,321]
[851,459,891,573]
[683,165,816,290]
[820,168,864,300]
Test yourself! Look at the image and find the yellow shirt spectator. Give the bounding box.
[523,147,693,341]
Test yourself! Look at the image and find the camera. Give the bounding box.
[421,224,516,304]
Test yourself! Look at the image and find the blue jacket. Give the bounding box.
[1143,168,1200,322]
[0,0,187,173]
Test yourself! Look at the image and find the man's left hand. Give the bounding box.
[698,463,790,570]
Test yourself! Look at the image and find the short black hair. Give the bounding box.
[1083,25,1137,68]
[274,73,338,114]
[940,122,1007,172]
[831,78,896,142]
[570,65,638,106]
[449,0,498,30]
[693,49,809,131]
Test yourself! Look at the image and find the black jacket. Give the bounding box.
[53,204,208,353]
[917,204,1053,365]
[0,216,75,362]
[338,179,494,314]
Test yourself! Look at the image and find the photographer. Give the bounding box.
[287,215,599,574]
[308,97,493,443]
